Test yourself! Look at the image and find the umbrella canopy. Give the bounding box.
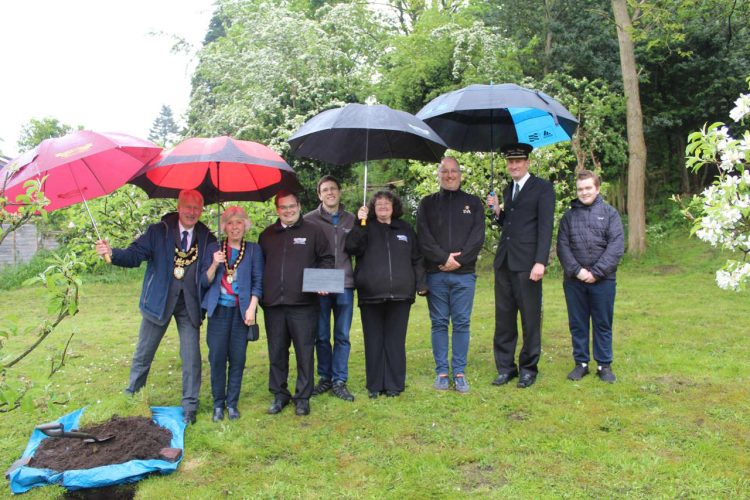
[416,83,578,152]
[287,103,448,165]
[130,136,302,203]
[2,130,162,212]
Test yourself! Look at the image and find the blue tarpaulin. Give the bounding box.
[8,406,185,494]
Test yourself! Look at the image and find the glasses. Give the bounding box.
[278,203,298,211]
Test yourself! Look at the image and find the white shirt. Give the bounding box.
[514,172,531,195]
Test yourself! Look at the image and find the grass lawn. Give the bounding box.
[0,233,748,498]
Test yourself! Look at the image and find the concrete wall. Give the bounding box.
[0,224,59,266]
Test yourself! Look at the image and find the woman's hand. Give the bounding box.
[244,306,256,326]
[357,205,369,221]
[212,250,226,267]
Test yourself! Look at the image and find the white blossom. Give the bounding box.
[687,88,750,291]
[729,93,750,122]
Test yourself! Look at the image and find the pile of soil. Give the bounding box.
[30,416,172,472]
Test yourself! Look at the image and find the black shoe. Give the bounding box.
[368,390,379,399]
[517,373,537,389]
[227,407,241,420]
[567,363,590,381]
[267,397,289,415]
[182,410,197,425]
[212,408,224,422]
[492,372,518,386]
[311,378,333,396]
[332,381,355,401]
[385,390,400,397]
[295,399,310,416]
[597,365,616,383]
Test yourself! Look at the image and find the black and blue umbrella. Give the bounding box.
[417,83,578,190]
[288,103,448,207]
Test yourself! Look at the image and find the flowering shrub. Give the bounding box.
[683,82,750,291]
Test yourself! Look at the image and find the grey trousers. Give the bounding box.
[127,296,202,411]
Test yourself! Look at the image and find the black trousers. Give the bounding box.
[264,305,317,402]
[493,261,543,376]
[360,301,411,394]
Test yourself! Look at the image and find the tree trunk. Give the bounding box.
[612,0,647,256]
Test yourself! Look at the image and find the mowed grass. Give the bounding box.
[0,233,748,498]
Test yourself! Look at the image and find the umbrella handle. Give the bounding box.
[103,253,112,264]
[360,218,366,227]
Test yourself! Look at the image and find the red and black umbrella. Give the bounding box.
[130,136,302,203]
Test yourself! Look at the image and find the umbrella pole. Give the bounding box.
[217,162,221,239]
[81,194,111,264]
[361,131,369,227]
[489,108,496,212]
[69,163,111,263]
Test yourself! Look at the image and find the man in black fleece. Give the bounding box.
[259,191,334,416]
[417,157,485,393]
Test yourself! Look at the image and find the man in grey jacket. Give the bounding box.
[556,170,624,383]
[304,175,357,401]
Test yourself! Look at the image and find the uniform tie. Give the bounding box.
[512,183,520,201]
[181,231,189,251]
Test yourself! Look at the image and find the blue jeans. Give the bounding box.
[426,272,477,376]
[206,305,249,409]
[563,279,616,365]
[316,288,354,383]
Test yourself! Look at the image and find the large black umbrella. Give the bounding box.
[417,83,578,189]
[288,103,448,206]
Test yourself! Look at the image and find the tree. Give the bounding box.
[612,0,647,256]
[187,0,389,207]
[147,105,181,147]
[17,117,78,153]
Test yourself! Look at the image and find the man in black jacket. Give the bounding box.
[486,143,555,389]
[417,157,485,393]
[557,170,624,383]
[259,191,334,416]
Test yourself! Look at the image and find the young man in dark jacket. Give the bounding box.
[96,189,216,424]
[417,157,485,393]
[557,170,624,383]
[259,190,334,416]
[304,175,357,401]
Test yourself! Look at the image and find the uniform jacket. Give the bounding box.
[111,212,216,325]
[345,218,426,305]
[258,217,334,307]
[200,240,264,317]
[417,188,486,274]
[304,204,355,288]
[556,195,624,280]
[493,175,556,272]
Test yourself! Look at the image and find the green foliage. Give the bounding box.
[0,252,84,414]
[377,8,525,113]
[46,185,174,270]
[188,0,387,155]
[16,117,81,153]
[0,178,50,247]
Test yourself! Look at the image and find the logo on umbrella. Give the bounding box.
[407,123,431,137]
[55,143,93,159]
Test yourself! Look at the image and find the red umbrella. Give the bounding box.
[2,131,161,212]
[1,131,162,260]
[130,136,302,204]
